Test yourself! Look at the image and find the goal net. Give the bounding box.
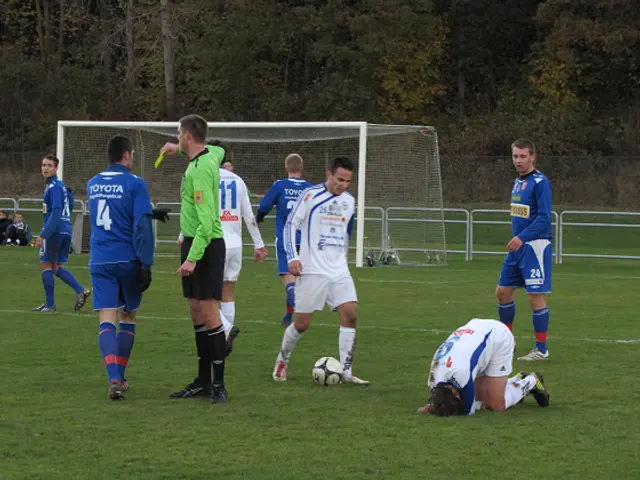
[58,121,446,267]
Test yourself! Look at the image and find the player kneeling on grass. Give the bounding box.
[87,136,155,400]
[272,157,368,385]
[419,319,550,416]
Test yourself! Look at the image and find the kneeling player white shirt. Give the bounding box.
[428,319,514,415]
[284,184,355,278]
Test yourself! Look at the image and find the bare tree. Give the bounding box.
[125,0,136,104]
[160,0,176,120]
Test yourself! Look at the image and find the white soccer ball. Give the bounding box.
[312,356,343,386]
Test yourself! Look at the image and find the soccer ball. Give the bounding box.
[312,357,343,386]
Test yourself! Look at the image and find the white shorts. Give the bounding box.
[295,274,358,313]
[224,248,242,282]
[482,322,515,378]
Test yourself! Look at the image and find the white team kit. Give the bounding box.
[428,319,515,415]
[218,168,264,281]
[178,169,264,281]
[284,184,357,313]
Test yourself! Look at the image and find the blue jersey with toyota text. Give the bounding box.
[40,175,73,238]
[509,170,552,243]
[258,177,312,243]
[87,164,153,266]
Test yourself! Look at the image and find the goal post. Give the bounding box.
[57,120,446,267]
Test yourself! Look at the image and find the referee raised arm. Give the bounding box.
[160,114,229,404]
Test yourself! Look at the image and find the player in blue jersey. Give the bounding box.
[87,136,155,400]
[496,139,553,361]
[32,155,90,312]
[256,154,312,327]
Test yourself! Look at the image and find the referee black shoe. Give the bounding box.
[210,385,228,404]
[168,378,208,399]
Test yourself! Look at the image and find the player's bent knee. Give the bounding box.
[483,399,506,412]
[495,287,514,304]
[293,314,313,332]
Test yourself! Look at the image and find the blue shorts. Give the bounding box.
[275,237,300,275]
[498,239,552,294]
[39,234,71,263]
[90,262,143,312]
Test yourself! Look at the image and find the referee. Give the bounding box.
[160,114,228,404]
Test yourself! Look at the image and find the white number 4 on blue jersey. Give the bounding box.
[96,199,113,231]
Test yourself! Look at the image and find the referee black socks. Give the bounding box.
[208,325,226,388]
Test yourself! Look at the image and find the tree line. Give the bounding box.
[1,0,639,157]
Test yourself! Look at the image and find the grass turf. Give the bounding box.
[1,243,639,479]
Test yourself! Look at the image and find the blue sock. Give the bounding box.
[98,322,121,383]
[117,322,136,379]
[285,282,295,315]
[55,267,84,294]
[533,307,550,353]
[498,301,515,331]
[41,269,55,307]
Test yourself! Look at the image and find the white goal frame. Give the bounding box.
[57,120,370,267]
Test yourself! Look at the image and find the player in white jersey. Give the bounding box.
[418,319,550,416]
[272,157,369,385]
[178,159,267,353]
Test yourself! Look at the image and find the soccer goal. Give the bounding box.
[57,121,447,267]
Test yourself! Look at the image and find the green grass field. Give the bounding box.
[1,240,640,479]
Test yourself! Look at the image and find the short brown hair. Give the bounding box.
[43,154,60,167]
[511,138,536,155]
[285,153,303,173]
[179,114,208,143]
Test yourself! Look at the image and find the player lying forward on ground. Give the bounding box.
[419,319,550,416]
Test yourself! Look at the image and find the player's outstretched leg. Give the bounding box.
[273,322,306,381]
[282,281,295,327]
[54,265,90,310]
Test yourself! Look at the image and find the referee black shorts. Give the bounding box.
[180,237,225,301]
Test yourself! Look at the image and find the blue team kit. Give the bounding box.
[257,177,312,274]
[499,170,553,293]
[39,175,74,263]
[87,164,154,312]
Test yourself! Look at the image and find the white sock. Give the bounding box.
[339,326,356,377]
[504,374,536,409]
[220,310,231,335]
[221,302,235,326]
[276,324,303,364]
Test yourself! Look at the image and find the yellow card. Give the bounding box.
[154,152,165,169]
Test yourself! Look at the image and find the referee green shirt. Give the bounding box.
[180,145,225,262]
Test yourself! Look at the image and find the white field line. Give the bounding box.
[0,308,637,344]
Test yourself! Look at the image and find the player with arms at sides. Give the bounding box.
[418,319,550,417]
[178,143,268,354]
[496,139,553,361]
[256,154,312,327]
[87,136,155,400]
[33,154,90,312]
[272,156,369,385]
[161,115,229,404]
